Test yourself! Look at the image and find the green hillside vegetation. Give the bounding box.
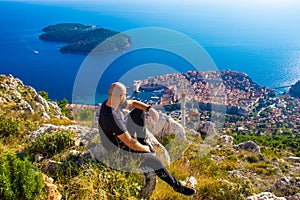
[229,133,300,157]
[1,108,299,199]
[0,75,299,199]
[39,23,130,54]
[1,115,299,199]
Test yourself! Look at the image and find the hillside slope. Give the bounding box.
[0,74,65,119]
[0,74,299,200]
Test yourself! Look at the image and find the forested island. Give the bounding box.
[39,23,131,54]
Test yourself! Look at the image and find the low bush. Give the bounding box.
[26,130,76,158]
[43,118,74,126]
[196,177,255,200]
[247,162,277,176]
[0,115,38,144]
[52,158,143,199]
[73,108,95,121]
[0,151,45,200]
[246,155,260,163]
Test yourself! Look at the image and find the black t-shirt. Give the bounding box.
[98,100,128,150]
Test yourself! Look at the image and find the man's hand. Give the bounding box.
[118,132,151,153]
[149,107,159,121]
[144,145,151,153]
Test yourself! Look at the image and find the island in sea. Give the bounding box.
[39,23,131,54]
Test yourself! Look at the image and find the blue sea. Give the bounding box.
[0,1,299,104]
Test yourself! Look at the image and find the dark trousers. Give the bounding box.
[126,109,180,189]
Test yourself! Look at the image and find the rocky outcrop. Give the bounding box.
[145,129,171,165]
[246,192,286,200]
[233,141,261,154]
[286,156,300,163]
[30,123,171,165]
[43,160,63,175]
[197,121,218,137]
[182,176,198,188]
[42,174,62,200]
[0,74,65,119]
[30,121,174,199]
[274,177,292,194]
[273,177,300,198]
[247,192,300,200]
[219,135,234,146]
[287,193,300,200]
[29,124,99,149]
[146,111,186,140]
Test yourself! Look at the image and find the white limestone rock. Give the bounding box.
[185,176,198,188]
[233,141,261,154]
[198,121,218,137]
[219,135,234,146]
[286,157,300,163]
[287,193,300,200]
[246,192,286,200]
[145,128,170,165]
[274,177,292,192]
[34,94,50,111]
[146,111,186,140]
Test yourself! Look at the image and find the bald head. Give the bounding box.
[108,82,127,97]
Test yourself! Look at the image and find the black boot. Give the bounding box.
[173,184,196,196]
[156,169,196,196]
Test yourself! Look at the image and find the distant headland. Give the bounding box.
[39,23,131,54]
[290,80,300,98]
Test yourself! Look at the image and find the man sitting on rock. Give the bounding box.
[98,82,196,196]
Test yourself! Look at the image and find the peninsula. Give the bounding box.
[39,23,131,54]
[290,80,300,98]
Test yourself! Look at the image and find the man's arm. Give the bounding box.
[117,131,151,152]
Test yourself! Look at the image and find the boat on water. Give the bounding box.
[33,50,39,54]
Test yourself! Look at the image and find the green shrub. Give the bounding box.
[0,116,38,143]
[229,133,300,157]
[38,90,50,101]
[248,162,277,176]
[57,98,73,119]
[53,159,143,199]
[0,151,45,199]
[217,160,238,171]
[27,130,76,158]
[74,108,94,121]
[227,155,238,162]
[246,155,260,163]
[196,178,255,200]
[43,118,74,126]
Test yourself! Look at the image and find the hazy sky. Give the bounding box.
[4,0,300,7]
[7,0,299,18]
